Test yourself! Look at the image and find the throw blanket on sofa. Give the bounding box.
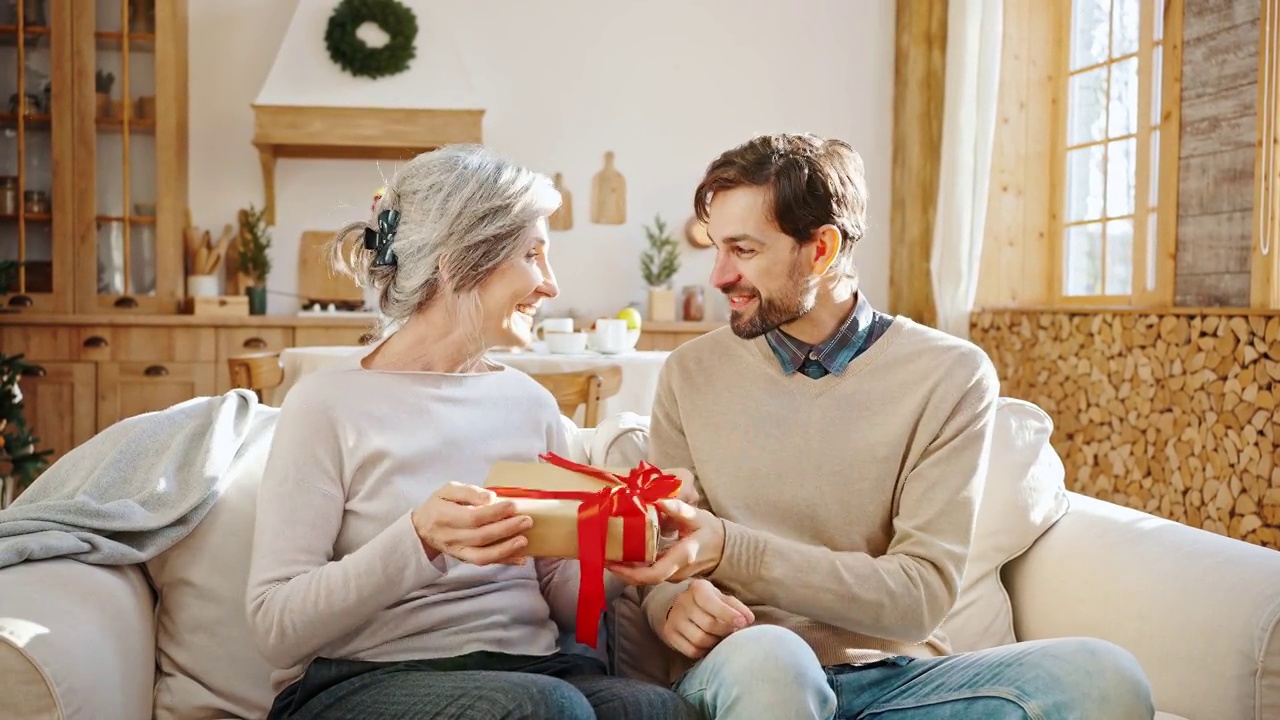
[0,389,278,568]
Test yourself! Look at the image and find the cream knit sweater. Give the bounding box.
[641,319,1000,667]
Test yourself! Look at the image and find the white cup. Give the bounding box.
[535,317,575,339]
[590,318,630,354]
[187,274,218,298]
[545,331,589,354]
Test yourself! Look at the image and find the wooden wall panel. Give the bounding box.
[888,0,946,325]
[1175,0,1260,307]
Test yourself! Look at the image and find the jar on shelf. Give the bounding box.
[681,285,705,322]
[23,190,49,215]
[0,177,17,215]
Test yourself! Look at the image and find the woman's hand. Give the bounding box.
[411,482,533,566]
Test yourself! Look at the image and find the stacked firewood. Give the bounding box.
[972,310,1280,550]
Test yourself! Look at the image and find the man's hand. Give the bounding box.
[660,579,755,659]
[607,498,724,585]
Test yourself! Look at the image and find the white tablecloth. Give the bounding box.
[268,345,670,423]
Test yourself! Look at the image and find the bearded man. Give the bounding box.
[608,133,1155,720]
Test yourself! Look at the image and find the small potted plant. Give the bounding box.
[640,214,680,322]
[236,203,272,315]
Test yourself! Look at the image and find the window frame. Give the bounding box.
[1049,0,1183,308]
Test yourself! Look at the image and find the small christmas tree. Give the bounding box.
[1,353,52,500]
[640,215,680,289]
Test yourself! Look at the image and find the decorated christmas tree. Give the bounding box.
[1,353,52,500]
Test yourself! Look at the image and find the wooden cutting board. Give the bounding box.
[298,230,364,304]
[591,151,626,224]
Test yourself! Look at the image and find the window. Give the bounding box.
[1057,0,1179,304]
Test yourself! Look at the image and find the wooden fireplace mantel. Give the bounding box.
[250,104,485,224]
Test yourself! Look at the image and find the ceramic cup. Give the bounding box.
[187,274,218,298]
[545,331,589,354]
[535,317,575,339]
[589,318,630,354]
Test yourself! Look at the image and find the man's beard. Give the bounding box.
[724,258,814,339]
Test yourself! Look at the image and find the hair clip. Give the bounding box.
[363,208,400,267]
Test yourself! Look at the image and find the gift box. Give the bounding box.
[484,452,684,647]
[484,457,679,563]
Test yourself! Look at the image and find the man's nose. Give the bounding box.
[710,253,739,290]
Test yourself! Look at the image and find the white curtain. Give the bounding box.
[930,0,1003,339]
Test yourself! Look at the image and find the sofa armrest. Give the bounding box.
[1004,492,1280,720]
[0,559,156,720]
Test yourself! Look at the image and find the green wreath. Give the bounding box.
[324,0,418,80]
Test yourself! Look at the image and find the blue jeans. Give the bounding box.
[268,650,698,719]
[674,625,1155,719]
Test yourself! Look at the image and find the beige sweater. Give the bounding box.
[641,319,999,668]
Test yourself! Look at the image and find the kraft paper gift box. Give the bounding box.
[483,454,684,564]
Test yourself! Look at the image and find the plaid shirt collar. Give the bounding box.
[765,293,877,377]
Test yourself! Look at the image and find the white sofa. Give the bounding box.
[0,397,1278,720]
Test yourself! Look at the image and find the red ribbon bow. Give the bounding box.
[488,452,681,648]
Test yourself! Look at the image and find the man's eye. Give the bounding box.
[735,248,756,257]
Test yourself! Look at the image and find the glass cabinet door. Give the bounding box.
[0,0,73,313]
[76,0,182,313]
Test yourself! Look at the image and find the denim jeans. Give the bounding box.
[268,650,698,720]
[674,625,1155,719]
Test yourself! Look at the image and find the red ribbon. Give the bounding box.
[488,452,681,648]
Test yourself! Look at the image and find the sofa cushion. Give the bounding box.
[143,410,278,720]
[588,411,650,467]
[937,397,1069,652]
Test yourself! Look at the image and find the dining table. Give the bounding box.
[267,344,672,425]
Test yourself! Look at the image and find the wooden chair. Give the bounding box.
[529,365,623,428]
[227,350,285,402]
[229,352,624,427]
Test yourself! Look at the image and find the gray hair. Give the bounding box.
[329,144,561,342]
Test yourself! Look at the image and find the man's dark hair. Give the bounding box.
[693,133,867,274]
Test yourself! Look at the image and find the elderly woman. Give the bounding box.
[246,145,695,720]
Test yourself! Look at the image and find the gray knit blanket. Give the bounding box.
[0,389,278,568]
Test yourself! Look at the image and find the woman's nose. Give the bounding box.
[539,276,560,300]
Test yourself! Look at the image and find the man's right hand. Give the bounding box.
[660,579,755,659]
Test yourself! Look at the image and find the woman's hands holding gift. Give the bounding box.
[411,482,533,566]
[606,498,725,585]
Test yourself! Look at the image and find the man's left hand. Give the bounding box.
[607,498,725,585]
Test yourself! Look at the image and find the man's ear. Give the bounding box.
[811,225,843,275]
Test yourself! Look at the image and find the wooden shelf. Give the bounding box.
[0,113,52,130]
[0,213,52,223]
[93,31,155,52]
[95,117,156,133]
[0,24,51,47]
[96,215,156,225]
[252,104,485,224]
